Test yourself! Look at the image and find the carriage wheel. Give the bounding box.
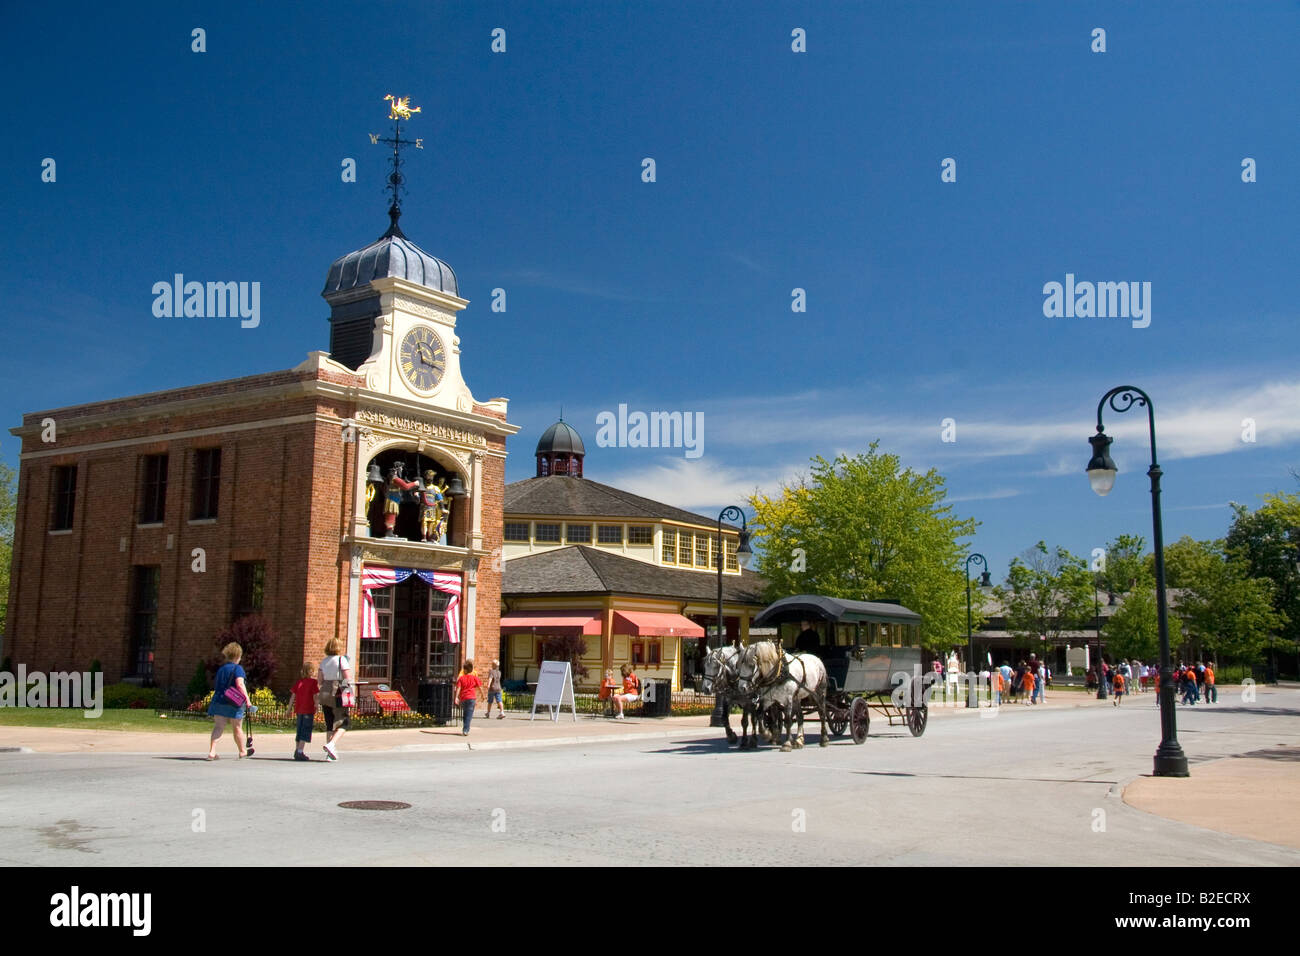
[907,702,928,737]
[826,706,848,738]
[849,697,870,744]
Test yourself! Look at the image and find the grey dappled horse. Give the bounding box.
[737,641,830,751]
[702,645,770,749]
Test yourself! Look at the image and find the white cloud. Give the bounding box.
[691,376,1300,471]
[600,457,807,515]
[946,487,1023,503]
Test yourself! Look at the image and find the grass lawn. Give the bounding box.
[0,708,293,734]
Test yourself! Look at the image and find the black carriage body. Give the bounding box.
[753,594,928,741]
[823,646,922,696]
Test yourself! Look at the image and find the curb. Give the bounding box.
[390,727,722,753]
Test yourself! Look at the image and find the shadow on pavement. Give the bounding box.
[1230,747,1300,762]
[1177,706,1300,716]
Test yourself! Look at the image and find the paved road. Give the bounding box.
[2,688,1298,866]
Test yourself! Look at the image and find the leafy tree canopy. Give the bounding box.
[1224,493,1299,645]
[1161,536,1281,662]
[994,542,1095,647]
[747,444,979,652]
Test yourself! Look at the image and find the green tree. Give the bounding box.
[1162,536,1281,663]
[994,542,1095,649]
[1098,533,1147,596]
[747,444,979,651]
[0,451,16,636]
[1104,584,1160,661]
[1224,493,1299,648]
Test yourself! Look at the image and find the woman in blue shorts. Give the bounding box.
[207,642,251,760]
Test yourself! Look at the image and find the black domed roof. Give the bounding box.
[323,215,457,298]
[536,420,585,456]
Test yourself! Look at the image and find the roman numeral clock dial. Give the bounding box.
[398,325,446,393]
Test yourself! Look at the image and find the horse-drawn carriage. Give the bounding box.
[753,595,929,744]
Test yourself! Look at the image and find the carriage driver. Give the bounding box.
[794,619,822,655]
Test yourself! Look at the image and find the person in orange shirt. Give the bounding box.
[1204,664,1216,704]
[1112,671,1125,706]
[612,663,641,719]
[1021,666,1036,704]
[989,667,1003,707]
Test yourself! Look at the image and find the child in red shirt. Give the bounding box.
[455,660,483,736]
[291,661,320,761]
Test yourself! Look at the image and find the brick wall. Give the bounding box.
[5,367,512,698]
[5,386,330,692]
[472,442,506,680]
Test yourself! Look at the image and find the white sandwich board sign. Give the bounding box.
[531,660,578,722]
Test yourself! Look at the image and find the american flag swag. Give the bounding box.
[361,566,463,643]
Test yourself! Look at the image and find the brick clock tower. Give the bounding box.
[4,98,515,701]
[319,198,517,696]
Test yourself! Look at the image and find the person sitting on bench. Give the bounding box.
[611,664,641,719]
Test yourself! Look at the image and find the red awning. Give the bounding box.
[499,612,602,635]
[612,611,705,637]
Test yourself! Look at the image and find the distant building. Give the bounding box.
[500,422,767,691]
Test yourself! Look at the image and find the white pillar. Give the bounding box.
[346,547,363,661]
[463,573,477,660]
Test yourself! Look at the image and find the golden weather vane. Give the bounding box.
[384,94,421,121]
[370,95,424,236]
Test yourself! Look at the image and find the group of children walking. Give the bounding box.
[282,657,505,758]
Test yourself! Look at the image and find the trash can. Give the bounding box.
[642,680,671,717]
[417,680,453,721]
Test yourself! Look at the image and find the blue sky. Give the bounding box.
[2,1,1297,579]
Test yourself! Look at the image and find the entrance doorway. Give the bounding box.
[369,577,454,705]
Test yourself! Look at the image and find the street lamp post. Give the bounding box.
[965,553,990,707]
[1086,385,1188,777]
[1094,580,1107,700]
[712,506,752,728]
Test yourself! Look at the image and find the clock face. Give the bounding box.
[398,325,446,393]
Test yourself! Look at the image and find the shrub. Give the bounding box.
[188,687,278,712]
[102,684,168,709]
[209,615,279,688]
[248,687,279,710]
[538,634,589,680]
[186,661,209,700]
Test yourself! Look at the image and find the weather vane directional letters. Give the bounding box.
[370,94,424,229]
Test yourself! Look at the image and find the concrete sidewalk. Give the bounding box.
[0,712,720,755]
[1124,746,1300,850]
[0,684,1162,755]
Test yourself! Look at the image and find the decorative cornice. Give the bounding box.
[355,406,488,448]
[345,534,492,571]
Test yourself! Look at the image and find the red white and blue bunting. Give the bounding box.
[361,567,463,643]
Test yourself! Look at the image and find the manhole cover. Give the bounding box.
[338,800,411,811]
